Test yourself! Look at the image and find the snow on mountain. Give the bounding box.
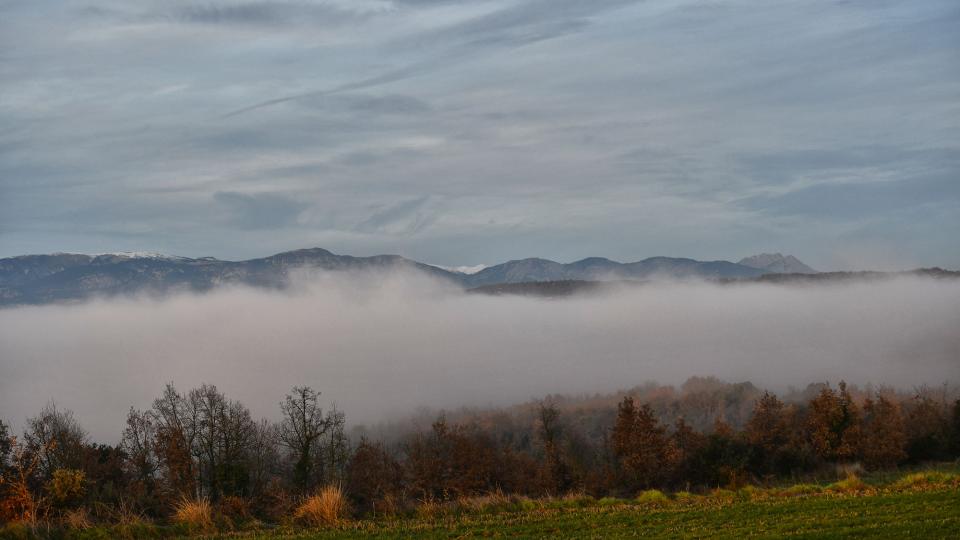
[432,264,488,274]
[93,251,192,261]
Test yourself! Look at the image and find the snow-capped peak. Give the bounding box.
[431,264,487,275]
[94,251,190,261]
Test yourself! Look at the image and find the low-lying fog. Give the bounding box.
[1,272,958,441]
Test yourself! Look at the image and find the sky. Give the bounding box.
[1,0,958,270]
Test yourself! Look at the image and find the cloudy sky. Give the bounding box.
[1,0,958,270]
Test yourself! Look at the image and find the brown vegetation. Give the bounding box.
[1,378,959,533]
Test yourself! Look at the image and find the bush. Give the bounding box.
[891,471,959,491]
[217,496,252,526]
[48,469,86,510]
[673,491,698,503]
[173,498,214,532]
[62,507,92,530]
[636,489,669,504]
[780,483,821,497]
[827,474,868,494]
[294,486,349,527]
[737,485,765,501]
[456,490,517,514]
[707,488,737,502]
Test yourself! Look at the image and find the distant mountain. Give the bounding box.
[462,256,766,287]
[0,248,459,306]
[738,253,816,274]
[0,248,823,306]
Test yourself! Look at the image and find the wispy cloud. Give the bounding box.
[1,0,958,268]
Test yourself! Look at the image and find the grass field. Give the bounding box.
[3,470,958,539]
[233,487,959,539]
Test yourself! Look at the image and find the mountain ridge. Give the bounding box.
[1,248,816,306]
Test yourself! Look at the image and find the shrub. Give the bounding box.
[414,498,445,520]
[737,485,765,501]
[596,497,623,507]
[636,489,669,504]
[48,469,86,509]
[62,507,92,530]
[561,492,594,508]
[294,486,349,527]
[217,496,252,525]
[456,490,516,514]
[827,474,868,494]
[518,498,538,512]
[707,488,737,502]
[780,483,821,497]
[673,491,698,503]
[173,498,214,532]
[891,471,959,491]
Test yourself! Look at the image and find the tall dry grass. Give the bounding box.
[173,497,214,531]
[62,508,92,530]
[294,486,349,527]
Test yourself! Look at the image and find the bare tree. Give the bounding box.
[121,407,157,493]
[278,387,329,491]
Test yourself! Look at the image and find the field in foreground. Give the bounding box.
[235,482,960,540]
[3,471,958,539]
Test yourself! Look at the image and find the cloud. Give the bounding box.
[356,195,438,234]
[1,0,959,268]
[214,191,309,229]
[0,273,958,441]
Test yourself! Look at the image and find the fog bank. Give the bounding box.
[1,272,958,441]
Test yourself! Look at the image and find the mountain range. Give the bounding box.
[0,248,819,306]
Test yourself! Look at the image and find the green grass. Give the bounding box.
[220,487,960,539]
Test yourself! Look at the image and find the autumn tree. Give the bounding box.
[860,393,907,469]
[745,392,795,475]
[687,418,752,488]
[611,397,676,491]
[805,382,861,463]
[537,401,574,494]
[346,438,402,515]
[23,403,88,480]
[904,393,952,462]
[861,392,907,469]
[404,417,452,499]
[0,435,47,522]
[150,383,197,498]
[0,420,10,471]
[121,407,158,505]
[952,399,960,457]
[670,417,706,488]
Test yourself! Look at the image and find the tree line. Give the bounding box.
[2,379,959,523]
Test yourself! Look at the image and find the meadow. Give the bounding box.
[3,468,957,539]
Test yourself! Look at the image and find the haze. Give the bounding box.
[1,272,958,441]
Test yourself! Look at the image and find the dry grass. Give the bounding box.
[62,507,92,530]
[294,485,350,527]
[414,497,447,519]
[779,483,822,497]
[457,489,518,513]
[174,497,214,531]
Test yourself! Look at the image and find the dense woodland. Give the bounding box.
[2,377,959,525]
